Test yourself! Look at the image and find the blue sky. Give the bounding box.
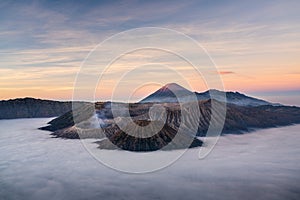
[0,0,299,104]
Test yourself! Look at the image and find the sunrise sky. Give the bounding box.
[0,0,299,105]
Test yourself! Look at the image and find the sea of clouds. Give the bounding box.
[0,118,299,200]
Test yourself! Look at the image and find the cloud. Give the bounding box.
[1,119,300,200]
[217,71,235,75]
[0,0,299,100]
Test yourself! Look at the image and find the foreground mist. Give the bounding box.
[0,118,299,200]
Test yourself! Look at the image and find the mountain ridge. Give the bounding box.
[40,99,300,140]
[0,98,87,119]
[140,83,276,106]
[32,85,300,152]
[0,84,282,120]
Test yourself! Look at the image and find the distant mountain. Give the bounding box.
[141,83,274,106]
[195,89,274,107]
[0,98,74,119]
[140,83,195,103]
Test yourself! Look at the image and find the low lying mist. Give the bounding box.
[0,119,299,200]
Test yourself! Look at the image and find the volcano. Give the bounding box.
[39,83,300,152]
[140,83,195,103]
[141,83,274,106]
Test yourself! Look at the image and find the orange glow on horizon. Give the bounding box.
[1,68,299,101]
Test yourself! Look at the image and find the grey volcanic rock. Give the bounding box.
[39,103,94,131]
[37,84,300,152]
[51,126,106,139]
[41,100,300,152]
[0,98,73,119]
[97,120,203,151]
[200,100,300,135]
[42,99,300,140]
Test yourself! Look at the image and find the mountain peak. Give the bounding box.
[160,83,190,92]
[140,83,273,106]
[140,83,194,103]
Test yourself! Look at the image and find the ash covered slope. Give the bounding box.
[140,83,194,103]
[196,90,274,107]
[38,83,300,152]
[39,99,300,152]
[41,100,300,139]
[0,98,74,119]
[141,83,274,106]
[97,120,203,151]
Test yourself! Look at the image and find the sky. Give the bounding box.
[0,0,299,104]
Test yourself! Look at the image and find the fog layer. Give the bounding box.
[0,119,299,200]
